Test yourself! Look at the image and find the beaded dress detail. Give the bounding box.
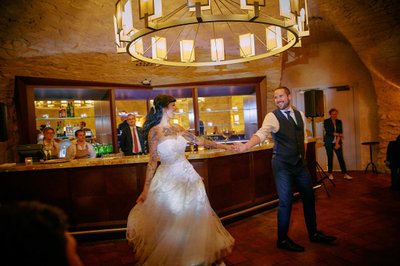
[127,135,234,266]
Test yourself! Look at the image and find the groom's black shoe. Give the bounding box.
[277,238,305,252]
[310,231,337,243]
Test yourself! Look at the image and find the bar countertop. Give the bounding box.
[0,143,275,172]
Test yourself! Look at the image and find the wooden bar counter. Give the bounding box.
[0,141,316,233]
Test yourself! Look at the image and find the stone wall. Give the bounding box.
[1,0,399,173]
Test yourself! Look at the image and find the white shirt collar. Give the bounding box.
[280,107,294,114]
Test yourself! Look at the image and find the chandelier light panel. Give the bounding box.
[266,26,283,50]
[240,0,266,9]
[151,36,167,60]
[210,38,225,61]
[187,0,210,10]
[180,40,195,62]
[239,33,255,58]
[113,0,310,67]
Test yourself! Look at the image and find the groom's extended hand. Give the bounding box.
[234,142,247,152]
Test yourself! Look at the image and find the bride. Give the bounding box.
[126,94,234,266]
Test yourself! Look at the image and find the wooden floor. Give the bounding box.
[77,171,400,266]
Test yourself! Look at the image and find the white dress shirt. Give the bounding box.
[66,141,96,160]
[130,126,142,153]
[254,108,308,144]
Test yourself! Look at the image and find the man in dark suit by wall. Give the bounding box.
[386,135,400,190]
[323,108,352,180]
[119,114,146,155]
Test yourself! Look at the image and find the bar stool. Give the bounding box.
[362,141,379,173]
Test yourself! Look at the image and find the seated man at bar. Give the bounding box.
[66,129,96,159]
[119,113,146,155]
[78,121,93,139]
[38,127,60,159]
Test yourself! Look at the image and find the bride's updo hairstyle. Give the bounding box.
[143,94,176,140]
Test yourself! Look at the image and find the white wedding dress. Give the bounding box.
[127,135,234,266]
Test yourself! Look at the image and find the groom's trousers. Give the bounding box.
[272,158,317,241]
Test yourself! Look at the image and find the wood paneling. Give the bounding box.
[0,143,316,232]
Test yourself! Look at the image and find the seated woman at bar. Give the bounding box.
[66,129,96,160]
[38,127,60,159]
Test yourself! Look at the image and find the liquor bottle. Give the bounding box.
[67,102,71,117]
[70,102,75,117]
[58,121,63,137]
[56,121,60,137]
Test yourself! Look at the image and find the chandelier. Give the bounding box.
[114,0,310,67]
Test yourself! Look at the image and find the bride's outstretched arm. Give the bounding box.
[181,130,233,150]
[137,128,159,203]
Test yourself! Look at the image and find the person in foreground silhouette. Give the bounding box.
[386,134,400,190]
[126,94,234,265]
[0,201,83,266]
[235,86,337,252]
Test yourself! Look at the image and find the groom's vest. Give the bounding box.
[272,109,305,165]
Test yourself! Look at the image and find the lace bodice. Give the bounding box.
[157,135,187,164]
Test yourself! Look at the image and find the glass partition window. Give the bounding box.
[174,98,194,131]
[198,95,257,142]
[115,100,148,127]
[33,86,112,157]
[149,97,194,131]
[34,99,112,157]
[35,100,96,139]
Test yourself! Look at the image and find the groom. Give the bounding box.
[235,86,336,252]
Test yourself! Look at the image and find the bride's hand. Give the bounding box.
[136,191,148,203]
[220,144,234,151]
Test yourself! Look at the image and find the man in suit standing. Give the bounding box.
[386,135,400,190]
[117,111,129,147]
[323,108,352,180]
[235,86,336,252]
[119,114,146,155]
[117,111,129,132]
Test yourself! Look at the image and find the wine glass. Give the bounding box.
[221,129,233,144]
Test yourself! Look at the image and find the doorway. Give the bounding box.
[292,87,357,172]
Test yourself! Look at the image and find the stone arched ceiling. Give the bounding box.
[313,0,400,89]
[0,0,399,88]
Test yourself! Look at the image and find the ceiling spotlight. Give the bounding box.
[141,79,151,85]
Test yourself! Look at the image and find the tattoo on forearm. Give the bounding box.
[145,162,157,186]
[202,138,219,148]
[144,129,159,187]
[181,131,220,148]
[182,131,197,142]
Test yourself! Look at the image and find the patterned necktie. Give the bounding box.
[285,111,297,127]
[132,127,140,153]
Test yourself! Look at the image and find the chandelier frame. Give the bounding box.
[115,0,310,67]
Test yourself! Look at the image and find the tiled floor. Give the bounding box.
[77,171,400,265]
